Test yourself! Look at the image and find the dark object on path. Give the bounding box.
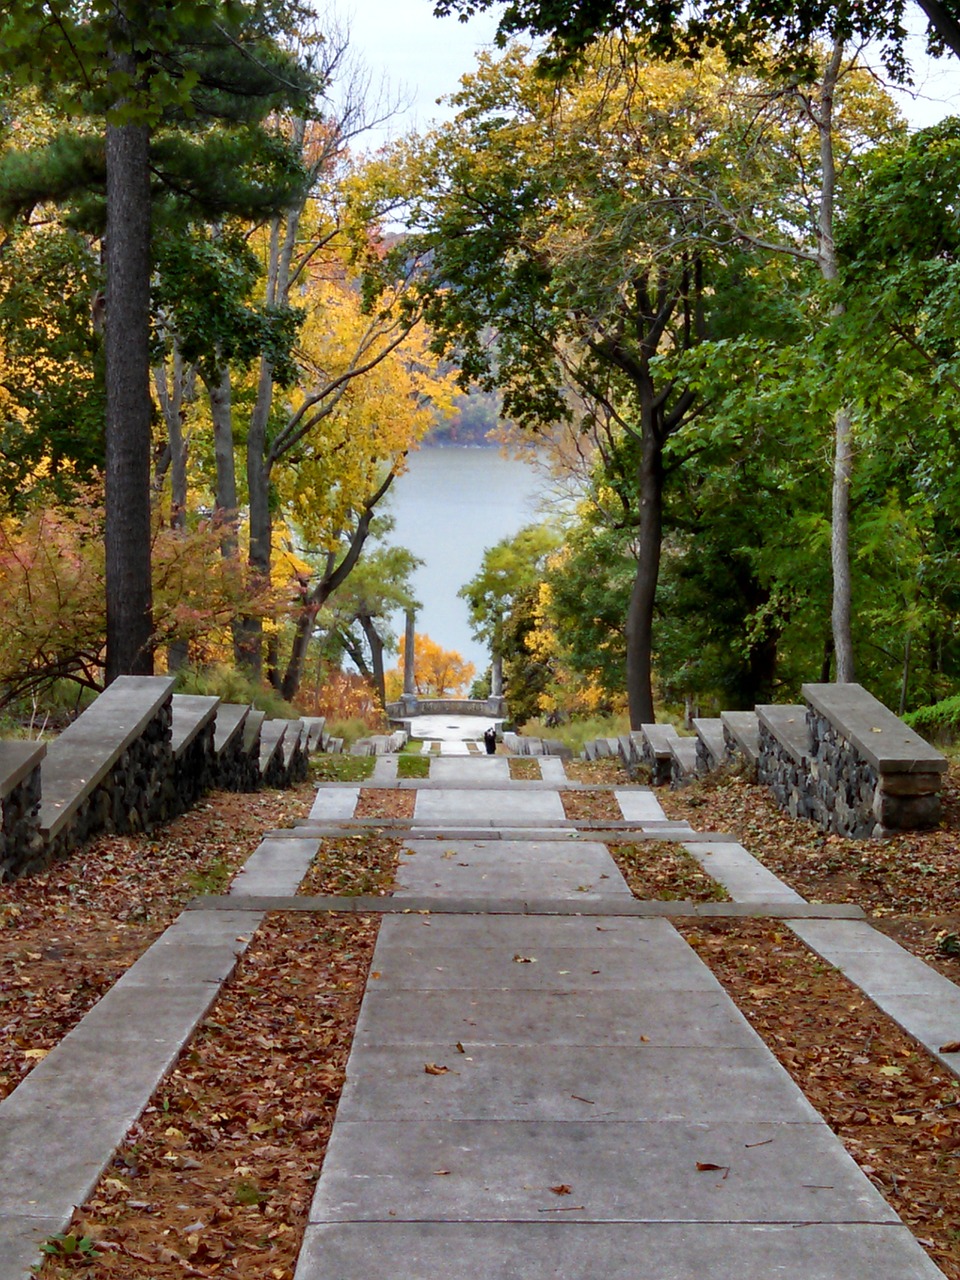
[483,727,497,755]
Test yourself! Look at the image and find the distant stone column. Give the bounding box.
[402,609,417,713]
[491,654,503,698]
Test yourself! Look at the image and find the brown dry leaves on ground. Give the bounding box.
[297,833,403,898]
[609,842,730,901]
[0,784,314,1101]
[38,912,379,1280]
[659,762,960,979]
[682,919,960,1280]
[560,789,624,822]
[563,758,634,785]
[353,788,416,820]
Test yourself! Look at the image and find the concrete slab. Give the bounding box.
[0,1213,66,1280]
[370,911,671,952]
[414,788,566,824]
[309,787,360,820]
[395,839,629,900]
[295,1222,948,1280]
[371,756,398,784]
[352,987,766,1049]
[538,756,567,783]
[229,836,320,897]
[684,842,806,903]
[789,918,960,1073]
[368,942,726,993]
[308,1118,898,1224]
[428,756,511,784]
[337,1043,823,1123]
[615,788,667,822]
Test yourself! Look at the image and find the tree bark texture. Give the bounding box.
[625,415,662,727]
[104,111,154,682]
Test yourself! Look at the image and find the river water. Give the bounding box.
[383,446,550,677]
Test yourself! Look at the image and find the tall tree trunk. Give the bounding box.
[625,414,663,727]
[154,349,191,672]
[104,102,153,682]
[358,614,387,706]
[205,365,249,667]
[831,406,855,681]
[815,41,856,683]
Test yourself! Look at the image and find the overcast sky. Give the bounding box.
[340,0,959,141]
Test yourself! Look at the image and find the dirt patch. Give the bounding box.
[353,788,416,820]
[0,784,314,1102]
[608,842,730,901]
[37,912,378,1280]
[681,918,960,1279]
[561,789,623,822]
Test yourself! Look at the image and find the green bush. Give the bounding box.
[321,717,374,747]
[903,694,960,745]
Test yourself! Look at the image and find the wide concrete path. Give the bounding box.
[294,760,945,1279]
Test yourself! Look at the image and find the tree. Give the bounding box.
[385,46,798,724]
[0,1,314,680]
[434,0,960,73]
[321,541,422,706]
[392,633,475,698]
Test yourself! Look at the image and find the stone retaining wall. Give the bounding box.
[803,683,946,837]
[0,743,45,880]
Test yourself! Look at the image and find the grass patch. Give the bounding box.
[397,754,430,779]
[311,755,376,782]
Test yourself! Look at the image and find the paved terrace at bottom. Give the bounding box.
[293,763,945,1280]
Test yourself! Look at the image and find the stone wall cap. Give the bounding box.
[0,739,46,797]
[802,682,947,774]
[39,676,174,837]
[756,703,811,764]
[242,709,266,753]
[640,722,680,757]
[669,736,698,767]
[171,694,220,757]
[213,703,250,755]
[693,717,725,751]
[720,710,760,760]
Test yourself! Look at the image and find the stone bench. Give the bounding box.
[0,740,46,880]
[169,694,219,812]
[669,736,698,787]
[639,723,680,786]
[803,682,947,837]
[38,675,175,865]
[721,710,760,778]
[692,717,725,775]
[757,703,816,822]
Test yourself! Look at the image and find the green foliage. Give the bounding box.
[521,712,632,754]
[903,695,960,744]
[39,1230,100,1260]
[171,663,297,719]
[397,754,430,778]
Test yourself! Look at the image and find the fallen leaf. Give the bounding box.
[513,954,536,964]
[455,1041,466,1054]
[878,1065,904,1077]
[424,1063,451,1075]
[939,1040,960,1053]
[696,1161,730,1179]
[550,1184,572,1195]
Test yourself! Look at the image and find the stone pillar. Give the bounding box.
[401,609,417,714]
[491,654,503,698]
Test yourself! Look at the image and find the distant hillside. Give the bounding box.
[427,385,502,446]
